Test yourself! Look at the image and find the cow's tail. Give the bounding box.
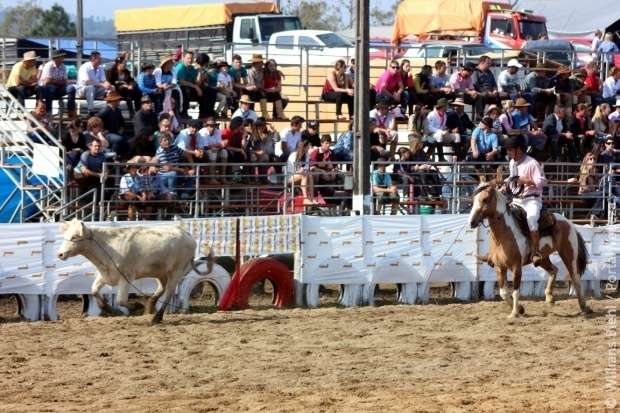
[576,229,588,277]
[193,246,214,276]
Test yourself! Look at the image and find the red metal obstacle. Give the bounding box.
[218,258,294,311]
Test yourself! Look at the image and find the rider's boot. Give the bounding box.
[529,230,542,266]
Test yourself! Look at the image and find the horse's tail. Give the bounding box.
[576,229,588,277]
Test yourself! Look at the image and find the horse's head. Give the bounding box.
[469,181,504,229]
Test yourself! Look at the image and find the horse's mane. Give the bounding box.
[472,182,493,197]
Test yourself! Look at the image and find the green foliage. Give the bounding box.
[0,1,75,37]
[32,4,76,37]
[282,0,342,32]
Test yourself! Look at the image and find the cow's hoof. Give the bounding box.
[545,296,555,306]
[582,306,593,316]
[128,302,145,314]
[150,314,163,325]
[518,304,525,315]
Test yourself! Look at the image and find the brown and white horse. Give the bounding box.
[468,181,591,318]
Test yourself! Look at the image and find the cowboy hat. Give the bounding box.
[159,55,174,68]
[435,98,449,108]
[485,104,500,114]
[22,51,38,61]
[105,91,122,102]
[615,98,620,108]
[505,135,527,151]
[506,58,522,68]
[450,97,466,106]
[239,94,253,104]
[514,97,530,107]
[51,50,66,59]
[251,54,264,64]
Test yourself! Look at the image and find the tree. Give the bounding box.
[370,0,400,26]
[282,0,341,32]
[31,4,76,37]
[0,1,44,37]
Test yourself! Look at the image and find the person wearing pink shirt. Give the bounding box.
[449,63,478,104]
[374,60,405,109]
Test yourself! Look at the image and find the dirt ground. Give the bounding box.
[0,287,617,413]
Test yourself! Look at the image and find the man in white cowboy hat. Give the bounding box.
[246,54,269,118]
[446,97,473,159]
[231,94,258,122]
[498,58,523,100]
[6,50,39,106]
[77,51,112,114]
[39,50,77,119]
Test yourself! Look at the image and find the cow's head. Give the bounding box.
[57,219,91,261]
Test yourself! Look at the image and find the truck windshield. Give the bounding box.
[316,33,352,48]
[520,21,548,41]
[259,17,302,42]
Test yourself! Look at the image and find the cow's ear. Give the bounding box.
[59,222,68,234]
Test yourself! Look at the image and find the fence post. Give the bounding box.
[194,165,200,218]
[304,46,310,121]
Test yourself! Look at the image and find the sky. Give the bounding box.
[38,0,230,18]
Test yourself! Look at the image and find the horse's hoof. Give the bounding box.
[518,304,525,315]
[545,297,555,306]
[582,306,593,316]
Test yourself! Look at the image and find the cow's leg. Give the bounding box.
[509,265,525,318]
[115,278,130,316]
[538,257,558,306]
[146,279,164,315]
[496,266,513,310]
[151,275,178,325]
[91,275,115,316]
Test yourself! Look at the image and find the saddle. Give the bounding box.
[508,203,556,238]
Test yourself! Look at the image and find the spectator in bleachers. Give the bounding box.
[400,59,415,115]
[408,104,430,140]
[264,59,288,120]
[570,103,597,156]
[471,55,502,120]
[40,50,77,119]
[195,53,217,119]
[592,103,611,139]
[244,120,268,177]
[254,117,277,160]
[75,139,106,197]
[393,147,415,188]
[375,60,406,110]
[7,51,39,107]
[119,160,142,220]
[222,116,247,167]
[446,97,473,158]
[229,54,248,103]
[174,119,208,163]
[412,65,432,110]
[522,63,556,118]
[597,33,620,66]
[96,91,128,158]
[498,100,519,138]
[175,51,205,119]
[372,157,399,214]
[512,97,546,149]
[152,116,172,152]
[549,66,574,111]
[246,54,269,119]
[301,120,321,147]
[279,115,305,160]
[602,67,620,105]
[449,63,477,105]
[423,98,461,162]
[497,59,522,101]
[467,116,500,162]
[346,58,355,83]
[321,59,354,120]
[154,56,181,112]
[199,117,229,184]
[77,51,112,115]
[154,131,188,200]
[430,60,452,103]
[543,105,577,162]
[160,97,182,136]
[309,134,337,185]
[576,152,605,214]
[28,100,53,140]
[232,94,258,122]
[137,162,160,205]
[62,118,87,174]
[137,63,163,113]
[287,140,317,206]
[132,95,159,157]
[369,98,397,159]
[246,117,275,177]
[215,60,235,118]
[583,62,602,106]
[83,116,109,150]
[485,104,502,135]
[598,137,618,164]
[332,119,353,162]
[107,56,141,115]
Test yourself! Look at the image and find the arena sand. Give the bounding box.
[0,294,617,412]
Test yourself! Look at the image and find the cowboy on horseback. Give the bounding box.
[504,135,546,266]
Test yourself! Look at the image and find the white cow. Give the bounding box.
[57,219,213,324]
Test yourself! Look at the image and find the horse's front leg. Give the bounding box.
[496,266,513,310]
[509,265,525,318]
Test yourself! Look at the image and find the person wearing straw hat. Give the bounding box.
[96,91,129,158]
[6,51,39,107]
[549,65,574,111]
[512,97,546,151]
[154,55,183,115]
[232,94,258,122]
[497,58,522,100]
[39,50,77,119]
[423,97,461,162]
[77,51,112,114]
[446,97,474,159]
[246,54,270,119]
